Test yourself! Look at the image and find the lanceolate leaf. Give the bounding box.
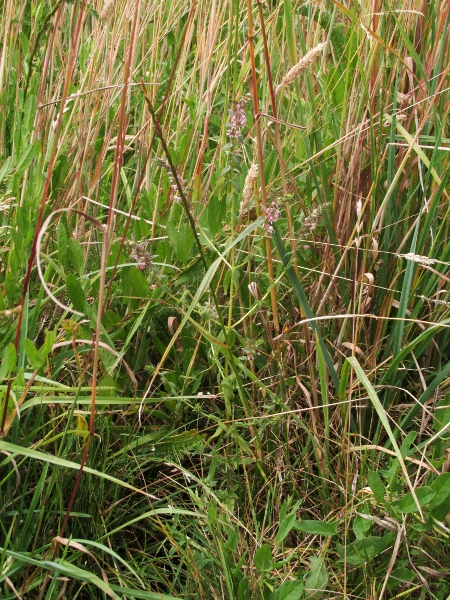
[295,520,337,536]
[167,222,195,263]
[304,556,328,598]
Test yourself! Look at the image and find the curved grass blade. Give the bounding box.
[347,356,423,518]
[0,441,159,500]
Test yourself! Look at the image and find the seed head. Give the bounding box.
[275,42,327,94]
[240,163,259,216]
[101,0,115,21]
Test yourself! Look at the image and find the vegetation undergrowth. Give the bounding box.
[0,0,449,598]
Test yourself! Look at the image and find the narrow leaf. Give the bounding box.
[295,520,337,536]
[348,357,423,518]
[276,513,297,543]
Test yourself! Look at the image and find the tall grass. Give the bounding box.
[0,0,449,598]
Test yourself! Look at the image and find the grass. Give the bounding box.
[0,0,449,598]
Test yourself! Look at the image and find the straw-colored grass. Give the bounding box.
[0,0,449,598]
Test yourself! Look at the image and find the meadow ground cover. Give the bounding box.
[0,0,449,598]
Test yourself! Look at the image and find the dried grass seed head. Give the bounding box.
[275,42,327,94]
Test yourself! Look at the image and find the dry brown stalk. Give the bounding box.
[275,42,327,94]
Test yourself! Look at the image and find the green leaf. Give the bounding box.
[400,431,417,458]
[121,267,149,305]
[348,357,423,515]
[0,156,12,185]
[128,266,149,299]
[198,194,225,237]
[0,343,17,380]
[0,441,160,503]
[368,470,386,504]
[66,273,88,313]
[40,329,56,358]
[166,222,195,263]
[273,225,339,388]
[15,142,38,175]
[4,272,19,304]
[223,268,241,296]
[295,520,337,536]
[304,556,328,598]
[23,338,44,370]
[254,544,273,572]
[338,533,395,566]
[275,513,297,543]
[353,513,373,539]
[0,547,121,600]
[393,486,435,513]
[57,222,69,270]
[429,473,450,520]
[274,580,304,600]
[68,238,85,275]
[434,396,450,434]
[237,576,250,600]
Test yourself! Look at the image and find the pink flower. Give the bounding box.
[264,201,281,234]
[227,102,247,138]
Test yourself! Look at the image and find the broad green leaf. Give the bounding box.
[15,142,38,175]
[68,238,85,275]
[0,343,17,380]
[223,268,241,296]
[353,513,372,539]
[274,580,304,600]
[393,486,435,513]
[40,329,57,358]
[388,568,416,591]
[434,396,450,434]
[254,544,273,572]
[4,272,18,303]
[400,431,417,458]
[368,470,386,504]
[338,533,395,566]
[275,513,297,543]
[66,273,88,313]
[198,194,225,237]
[128,266,149,299]
[23,338,43,370]
[0,156,12,185]
[237,576,250,600]
[430,473,450,520]
[166,222,195,263]
[295,520,337,536]
[304,556,328,598]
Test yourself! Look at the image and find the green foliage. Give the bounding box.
[0,0,449,598]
